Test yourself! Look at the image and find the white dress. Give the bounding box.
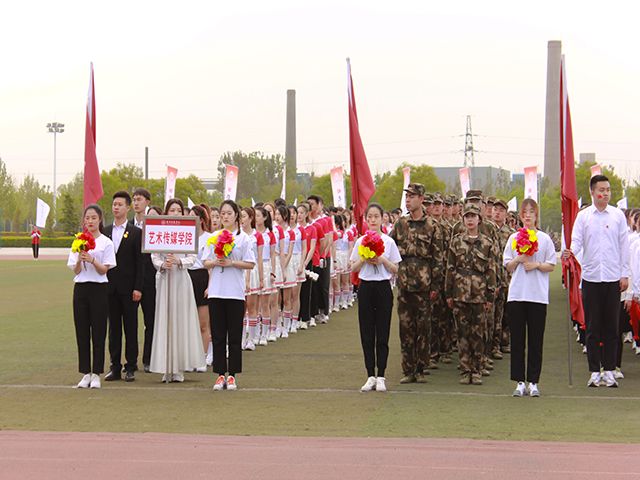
[150,253,206,375]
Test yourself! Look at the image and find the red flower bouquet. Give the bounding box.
[512,228,538,256]
[71,230,96,269]
[207,230,235,271]
[359,230,385,272]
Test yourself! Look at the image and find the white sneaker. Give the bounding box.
[332,305,340,313]
[206,353,213,366]
[275,328,282,338]
[360,376,377,392]
[587,372,601,387]
[602,370,618,388]
[172,373,184,383]
[614,368,625,379]
[281,330,289,338]
[512,381,527,397]
[528,383,540,397]
[89,374,101,389]
[213,375,226,391]
[290,323,298,334]
[376,377,387,392]
[309,318,317,327]
[582,345,587,354]
[245,340,256,351]
[635,345,640,355]
[623,332,633,343]
[259,336,268,346]
[267,332,277,342]
[226,375,238,391]
[341,302,348,310]
[299,321,308,330]
[76,374,91,389]
[196,366,207,373]
[321,314,329,324]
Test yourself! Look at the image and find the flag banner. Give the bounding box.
[617,197,628,209]
[293,198,297,207]
[281,164,286,201]
[164,165,178,207]
[330,166,346,209]
[36,198,50,228]
[459,167,470,198]
[400,166,411,215]
[507,196,517,212]
[347,59,375,233]
[524,165,538,201]
[224,164,239,201]
[578,197,582,208]
[83,63,103,208]
[251,197,256,207]
[187,197,195,209]
[590,164,602,178]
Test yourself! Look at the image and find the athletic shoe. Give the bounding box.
[623,332,633,343]
[309,318,317,327]
[281,330,289,339]
[226,375,237,391]
[245,340,256,351]
[376,377,387,392]
[459,373,471,385]
[341,303,348,310]
[196,366,207,373]
[582,345,587,354]
[512,382,527,397]
[470,373,483,385]
[360,376,377,392]
[89,374,101,389]
[332,305,340,313]
[290,323,297,334]
[275,328,282,338]
[206,352,213,366]
[77,374,91,389]
[480,369,491,377]
[614,367,625,379]
[587,372,601,387]
[213,375,226,391]
[259,337,268,346]
[602,370,618,388]
[415,373,428,383]
[399,374,416,384]
[635,344,640,355]
[492,350,504,360]
[267,332,277,342]
[528,383,540,397]
[172,373,184,383]
[299,321,309,330]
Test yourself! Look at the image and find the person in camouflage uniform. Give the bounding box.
[390,183,443,384]
[446,204,497,385]
[492,198,515,355]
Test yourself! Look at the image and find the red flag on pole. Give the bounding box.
[347,58,375,234]
[560,55,584,329]
[83,63,103,208]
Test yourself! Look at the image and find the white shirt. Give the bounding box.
[205,230,256,301]
[350,233,401,281]
[190,231,213,270]
[503,230,556,304]
[67,234,117,283]
[630,239,640,297]
[111,221,127,252]
[571,204,630,282]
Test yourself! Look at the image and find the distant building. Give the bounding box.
[579,153,596,164]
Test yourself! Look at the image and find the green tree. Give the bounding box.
[372,164,446,211]
[14,175,52,232]
[60,192,80,234]
[575,161,623,205]
[0,158,17,231]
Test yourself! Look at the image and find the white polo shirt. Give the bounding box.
[67,234,117,283]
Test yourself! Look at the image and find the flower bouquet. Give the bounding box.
[512,228,538,256]
[358,230,385,273]
[207,230,235,271]
[71,230,96,269]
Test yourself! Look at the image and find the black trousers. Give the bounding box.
[299,261,313,322]
[358,280,393,378]
[140,284,156,366]
[32,244,39,259]
[616,301,631,368]
[209,298,245,375]
[311,259,330,316]
[108,292,139,372]
[508,301,547,384]
[582,280,620,372]
[73,283,108,374]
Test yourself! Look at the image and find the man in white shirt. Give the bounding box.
[563,175,630,388]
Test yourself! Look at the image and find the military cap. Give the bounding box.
[493,199,508,210]
[486,196,496,205]
[462,204,482,217]
[444,195,453,206]
[423,193,434,205]
[465,189,483,201]
[432,193,444,204]
[404,183,425,196]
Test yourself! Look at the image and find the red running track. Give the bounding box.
[0,431,637,479]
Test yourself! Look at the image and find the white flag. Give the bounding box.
[165,165,178,207]
[293,198,297,207]
[330,166,346,209]
[224,164,239,201]
[251,197,256,207]
[578,197,582,208]
[400,167,411,215]
[281,164,286,201]
[524,165,538,201]
[36,198,51,228]
[617,197,628,209]
[187,197,195,209]
[459,167,471,199]
[507,196,517,212]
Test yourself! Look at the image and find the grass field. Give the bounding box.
[1,259,640,442]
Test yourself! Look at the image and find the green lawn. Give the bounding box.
[1,260,639,442]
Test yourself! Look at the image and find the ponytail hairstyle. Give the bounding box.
[242,207,256,229]
[190,204,212,233]
[276,205,290,225]
[255,206,272,231]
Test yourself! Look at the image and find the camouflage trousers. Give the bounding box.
[484,302,495,358]
[452,302,485,375]
[397,289,431,375]
[493,289,507,353]
[430,295,453,360]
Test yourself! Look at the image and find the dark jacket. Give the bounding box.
[104,222,144,295]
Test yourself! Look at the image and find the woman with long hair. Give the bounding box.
[254,206,277,345]
[288,205,306,332]
[241,207,263,350]
[297,203,317,330]
[204,200,256,391]
[503,198,556,397]
[67,204,116,389]
[150,199,205,382]
[264,202,284,339]
[275,205,296,337]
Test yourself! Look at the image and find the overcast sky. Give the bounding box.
[1,0,638,190]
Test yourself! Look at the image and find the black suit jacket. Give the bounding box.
[129,219,156,290]
[104,222,144,295]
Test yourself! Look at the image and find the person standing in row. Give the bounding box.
[30,224,41,260]
[390,183,443,384]
[68,204,116,389]
[205,200,256,391]
[104,191,144,382]
[492,199,515,357]
[563,174,630,388]
[351,203,401,393]
[503,199,556,397]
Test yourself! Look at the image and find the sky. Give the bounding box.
[0,0,638,191]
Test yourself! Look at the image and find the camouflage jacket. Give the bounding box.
[390,213,444,292]
[433,217,451,292]
[496,222,516,289]
[445,233,497,304]
[451,219,502,286]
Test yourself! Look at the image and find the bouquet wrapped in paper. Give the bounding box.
[512,228,538,256]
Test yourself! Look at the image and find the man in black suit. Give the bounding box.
[104,191,144,382]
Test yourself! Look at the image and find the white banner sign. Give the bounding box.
[330,166,346,209]
[224,164,239,201]
[524,165,538,201]
[459,167,471,199]
[187,197,195,209]
[590,164,602,178]
[281,164,286,201]
[36,197,51,228]
[142,216,198,254]
[617,197,628,209]
[164,165,178,207]
[400,166,411,215]
[507,196,517,212]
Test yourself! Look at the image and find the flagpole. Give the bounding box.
[565,266,573,386]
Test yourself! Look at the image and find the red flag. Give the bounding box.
[347,59,375,234]
[559,55,584,329]
[84,63,103,208]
